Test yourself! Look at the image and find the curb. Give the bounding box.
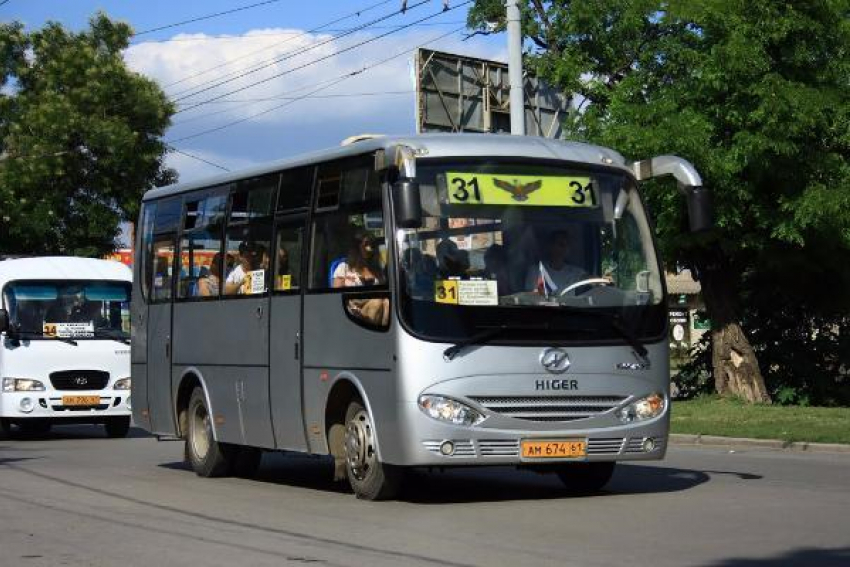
[669,433,850,454]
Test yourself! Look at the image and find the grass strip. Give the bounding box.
[670,396,850,445]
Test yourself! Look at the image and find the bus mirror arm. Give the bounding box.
[632,156,713,233]
[393,178,423,229]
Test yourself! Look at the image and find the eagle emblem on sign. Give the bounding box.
[493,178,543,202]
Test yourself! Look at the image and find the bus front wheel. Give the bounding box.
[343,400,402,500]
[186,387,233,477]
[555,462,616,493]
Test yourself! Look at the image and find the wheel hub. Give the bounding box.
[345,409,375,481]
[190,404,211,460]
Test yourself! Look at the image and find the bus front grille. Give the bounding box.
[49,370,110,391]
[469,395,627,422]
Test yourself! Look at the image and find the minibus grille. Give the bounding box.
[49,370,110,391]
[469,395,627,422]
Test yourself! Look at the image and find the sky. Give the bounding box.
[2,0,506,184]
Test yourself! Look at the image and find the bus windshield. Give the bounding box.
[395,160,666,343]
[2,280,131,339]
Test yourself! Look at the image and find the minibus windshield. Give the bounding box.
[395,160,666,343]
[2,280,131,340]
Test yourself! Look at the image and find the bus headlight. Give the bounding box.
[418,395,485,426]
[2,378,46,392]
[113,377,131,390]
[616,393,666,423]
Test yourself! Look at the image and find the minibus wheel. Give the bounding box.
[186,387,233,477]
[344,400,402,500]
[555,462,616,493]
[104,416,131,438]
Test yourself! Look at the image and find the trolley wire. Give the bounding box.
[173,1,468,114]
[133,0,285,37]
[166,23,465,145]
[161,0,395,91]
[170,0,434,103]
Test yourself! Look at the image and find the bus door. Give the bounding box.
[147,196,182,434]
[269,214,308,451]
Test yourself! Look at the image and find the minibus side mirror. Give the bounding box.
[686,186,712,233]
[0,309,8,334]
[392,178,423,229]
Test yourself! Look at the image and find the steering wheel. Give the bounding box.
[559,278,613,297]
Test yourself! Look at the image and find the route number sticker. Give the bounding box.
[445,172,598,208]
[435,280,498,306]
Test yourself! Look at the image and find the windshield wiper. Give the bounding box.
[443,324,549,361]
[9,328,78,346]
[93,328,130,345]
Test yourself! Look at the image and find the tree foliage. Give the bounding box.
[0,13,176,257]
[469,0,850,404]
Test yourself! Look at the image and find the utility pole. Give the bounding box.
[506,0,525,135]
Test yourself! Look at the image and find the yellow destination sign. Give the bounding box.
[445,172,598,208]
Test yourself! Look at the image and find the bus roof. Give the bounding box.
[144,134,629,202]
[0,257,132,289]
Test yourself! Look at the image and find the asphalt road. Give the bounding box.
[1,425,848,567]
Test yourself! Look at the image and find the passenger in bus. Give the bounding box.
[224,242,254,295]
[436,239,470,278]
[332,231,384,288]
[402,248,438,298]
[525,230,588,296]
[153,256,172,299]
[72,301,107,328]
[197,253,222,297]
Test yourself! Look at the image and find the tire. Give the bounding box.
[230,446,263,478]
[18,419,52,436]
[0,418,11,436]
[185,387,233,477]
[343,400,402,500]
[104,416,131,438]
[555,462,616,493]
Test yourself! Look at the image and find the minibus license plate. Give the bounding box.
[62,395,100,406]
[521,440,587,459]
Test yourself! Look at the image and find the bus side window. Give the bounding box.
[178,188,227,300]
[149,197,181,303]
[139,202,157,302]
[223,176,276,296]
[274,224,303,292]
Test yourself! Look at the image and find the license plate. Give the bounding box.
[62,395,101,406]
[521,439,587,459]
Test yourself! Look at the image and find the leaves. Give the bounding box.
[0,12,176,256]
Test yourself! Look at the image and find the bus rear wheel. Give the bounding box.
[104,416,131,438]
[186,387,233,477]
[343,400,402,500]
[555,462,616,493]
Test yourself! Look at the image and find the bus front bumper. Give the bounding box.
[0,390,132,421]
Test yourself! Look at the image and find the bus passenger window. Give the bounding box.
[274,226,302,291]
[151,239,174,301]
[223,225,271,296]
[178,189,226,300]
[310,211,385,290]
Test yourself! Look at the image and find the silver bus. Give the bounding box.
[131,134,709,500]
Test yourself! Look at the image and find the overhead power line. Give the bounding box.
[166,22,466,145]
[161,0,395,91]
[133,0,284,37]
[165,144,230,172]
[136,21,465,43]
[174,1,469,115]
[170,0,434,103]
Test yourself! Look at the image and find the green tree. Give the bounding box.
[469,0,850,403]
[0,13,176,257]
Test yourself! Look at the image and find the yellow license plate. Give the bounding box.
[62,395,101,406]
[521,439,587,459]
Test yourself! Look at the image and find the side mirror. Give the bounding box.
[392,178,422,229]
[0,309,9,334]
[686,186,712,233]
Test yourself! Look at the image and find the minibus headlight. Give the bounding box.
[616,393,666,423]
[2,378,46,392]
[113,377,131,390]
[418,395,485,426]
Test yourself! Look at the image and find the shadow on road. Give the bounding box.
[700,547,850,567]
[157,451,729,503]
[0,425,151,441]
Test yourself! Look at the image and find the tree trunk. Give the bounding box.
[696,255,771,404]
